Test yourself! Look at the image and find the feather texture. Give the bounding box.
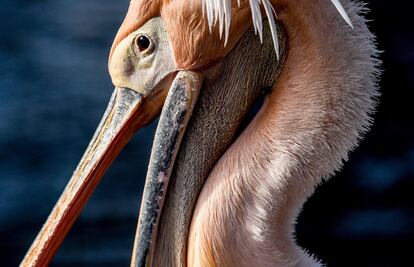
[202,0,354,58]
[190,1,380,265]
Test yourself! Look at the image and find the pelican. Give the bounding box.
[21,0,380,266]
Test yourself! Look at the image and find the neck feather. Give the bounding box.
[188,0,380,266]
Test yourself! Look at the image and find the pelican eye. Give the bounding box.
[135,35,154,55]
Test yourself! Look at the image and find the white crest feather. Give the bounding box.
[330,0,354,28]
[202,0,354,59]
[202,0,279,58]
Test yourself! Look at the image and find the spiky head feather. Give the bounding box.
[203,0,353,59]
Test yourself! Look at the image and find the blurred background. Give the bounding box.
[0,0,412,266]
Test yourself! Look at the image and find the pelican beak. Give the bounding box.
[21,71,202,267]
[21,16,203,267]
[131,71,202,267]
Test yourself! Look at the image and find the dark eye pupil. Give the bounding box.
[137,36,150,51]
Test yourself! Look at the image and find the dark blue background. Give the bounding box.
[0,1,412,266]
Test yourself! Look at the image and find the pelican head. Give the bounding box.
[21,1,285,266]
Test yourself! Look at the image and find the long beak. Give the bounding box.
[21,71,202,267]
[131,71,202,267]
